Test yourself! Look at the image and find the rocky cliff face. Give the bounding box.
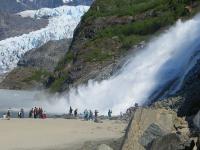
[0,12,48,40]
[47,0,200,93]
[0,39,71,90]
[178,59,200,116]
[17,39,72,72]
[17,0,64,10]
[150,59,200,117]
[0,0,63,13]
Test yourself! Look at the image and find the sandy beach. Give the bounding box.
[0,118,126,150]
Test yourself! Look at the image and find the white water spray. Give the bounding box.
[59,14,200,115]
[1,15,200,115]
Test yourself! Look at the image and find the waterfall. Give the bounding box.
[60,14,200,115]
[1,14,200,116]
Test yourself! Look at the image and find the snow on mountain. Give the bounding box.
[18,5,88,18]
[0,5,89,74]
[62,0,73,3]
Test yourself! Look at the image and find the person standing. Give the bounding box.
[21,108,24,118]
[94,110,98,119]
[29,108,33,118]
[34,107,37,119]
[6,108,11,120]
[18,111,21,118]
[69,106,73,116]
[74,109,78,118]
[40,107,43,118]
[84,109,88,120]
[89,110,93,120]
[108,109,112,119]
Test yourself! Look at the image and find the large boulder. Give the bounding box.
[149,133,195,150]
[139,123,167,148]
[121,108,189,150]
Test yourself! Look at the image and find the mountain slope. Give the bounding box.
[0,0,63,13]
[48,0,200,92]
[0,12,48,40]
[0,39,71,90]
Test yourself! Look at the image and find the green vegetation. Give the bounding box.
[23,69,50,83]
[49,72,69,92]
[51,0,200,92]
[49,77,65,92]
[84,48,113,62]
[83,0,194,21]
[79,0,200,63]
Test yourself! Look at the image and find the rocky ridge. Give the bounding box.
[0,11,48,40]
[0,39,71,90]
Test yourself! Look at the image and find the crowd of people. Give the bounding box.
[2,107,47,120]
[29,107,47,119]
[68,106,113,121]
[2,106,114,121]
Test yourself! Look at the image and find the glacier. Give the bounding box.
[0,5,89,74]
[18,5,89,18]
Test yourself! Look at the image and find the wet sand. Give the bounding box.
[0,118,126,150]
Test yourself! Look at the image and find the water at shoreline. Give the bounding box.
[0,89,67,116]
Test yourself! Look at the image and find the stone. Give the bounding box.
[121,108,189,150]
[149,133,185,150]
[94,118,103,123]
[139,123,167,148]
[193,110,200,130]
[97,144,113,150]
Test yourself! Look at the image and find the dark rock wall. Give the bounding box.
[178,59,200,116]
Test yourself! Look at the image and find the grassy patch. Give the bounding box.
[83,0,193,22]
[49,72,70,92]
[55,51,74,71]
[23,69,50,83]
[84,48,113,62]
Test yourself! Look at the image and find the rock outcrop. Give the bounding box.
[178,59,200,117]
[17,39,71,72]
[0,39,71,90]
[149,133,195,150]
[193,110,200,130]
[151,96,184,113]
[121,108,190,150]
